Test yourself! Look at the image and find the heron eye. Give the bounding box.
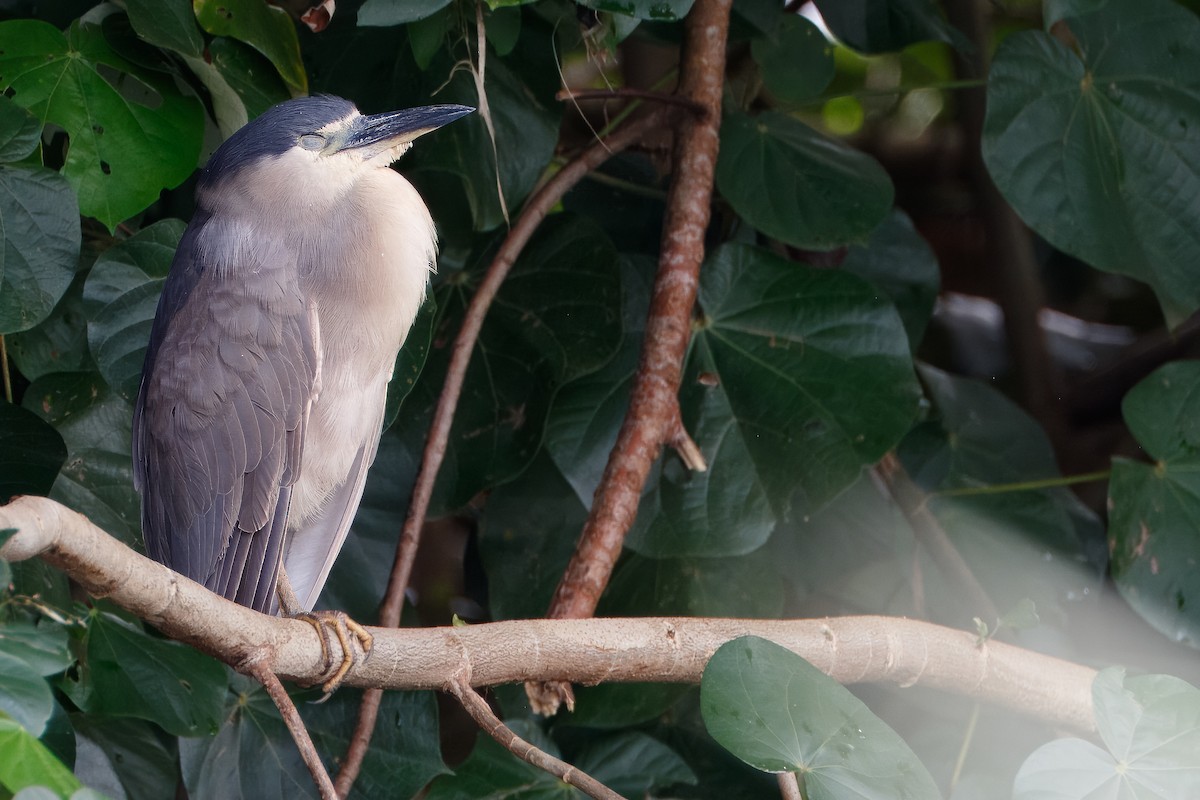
[299,134,326,151]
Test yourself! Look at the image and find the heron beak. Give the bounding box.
[341,104,474,157]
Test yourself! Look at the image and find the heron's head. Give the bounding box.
[197,95,473,216]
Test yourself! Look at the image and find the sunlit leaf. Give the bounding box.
[0,20,204,229]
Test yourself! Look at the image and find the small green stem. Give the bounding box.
[935,469,1110,498]
[949,703,980,792]
[0,334,12,404]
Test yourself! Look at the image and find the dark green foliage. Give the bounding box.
[1,1,1200,798]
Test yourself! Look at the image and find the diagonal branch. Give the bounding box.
[534,0,732,714]
[332,107,675,797]
[449,676,624,800]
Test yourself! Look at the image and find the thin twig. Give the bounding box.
[449,676,625,800]
[556,87,706,115]
[874,454,1000,625]
[332,107,673,796]
[0,335,12,404]
[778,771,804,800]
[532,0,732,714]
[246,661,337,800]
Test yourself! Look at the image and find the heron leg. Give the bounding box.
[277,567,374,695]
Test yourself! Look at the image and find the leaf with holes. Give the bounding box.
[0,20,204,230]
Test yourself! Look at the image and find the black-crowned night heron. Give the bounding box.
[133,96,472,682]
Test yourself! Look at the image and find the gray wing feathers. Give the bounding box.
[135,237,317,614]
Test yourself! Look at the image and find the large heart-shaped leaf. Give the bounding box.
[0,95,41,162]
[751,14,834,104]
[1109,361,1200,647]
[626,244,920,558]
[1014,668,1200,798]
[717,111,894,250]
[0,20,204,230]
[982,0,1200,327]
[701,636,942,796]
[63,611,226,738]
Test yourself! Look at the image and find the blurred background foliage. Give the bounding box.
[2,0,1200,797]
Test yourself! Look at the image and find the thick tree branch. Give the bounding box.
[331,107,676,796]
[545,0,729,620]
[535,0,732,715]
[0,495,1099,735]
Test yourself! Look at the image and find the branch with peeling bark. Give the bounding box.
[0,494,1099,737]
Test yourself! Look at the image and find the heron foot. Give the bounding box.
[292,610,373,696]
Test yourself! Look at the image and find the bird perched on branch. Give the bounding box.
[133,95,472,686]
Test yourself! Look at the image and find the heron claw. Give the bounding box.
[293,610,373,696]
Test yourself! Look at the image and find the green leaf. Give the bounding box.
[1014,668,1200,798]
[6,274,93,380]
[627,244,919,557]
[425,720,563,800]
[1109,361,1200,646]
[194,0,307,96]
[0,20,204,230]
[125,0,204,56]
[0,619,72,678]
[899,365,1104,624]
[0,166,81,334]
[416,56,559,232]
[207,37,291,118]
[0,713,81,797]
[577,0,693,21]
[716,112,894,249]
[72,716,178,800]
[478,451,586,621]
[382,296,435,431]
[179,675,312,799]
[701,636,942,796]
[408,8,453,69]
[0,95,42,162]
[484,6,522,55]
[0,402,67,502]
[182,677,445,800]
[0,651,55,737]
[65,611,226,738]
[839,209,940,351]
[751,14,834,104]
[304,689,448,799]
[22,373,140,546]
[82,220,182,402]
[982,0,1200,328]
[401,214,622,512]
[567,683,692,730]
[603,550,786,618]
[575,732,697,797]
[358,0,452,26]
[812,0,966,54]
